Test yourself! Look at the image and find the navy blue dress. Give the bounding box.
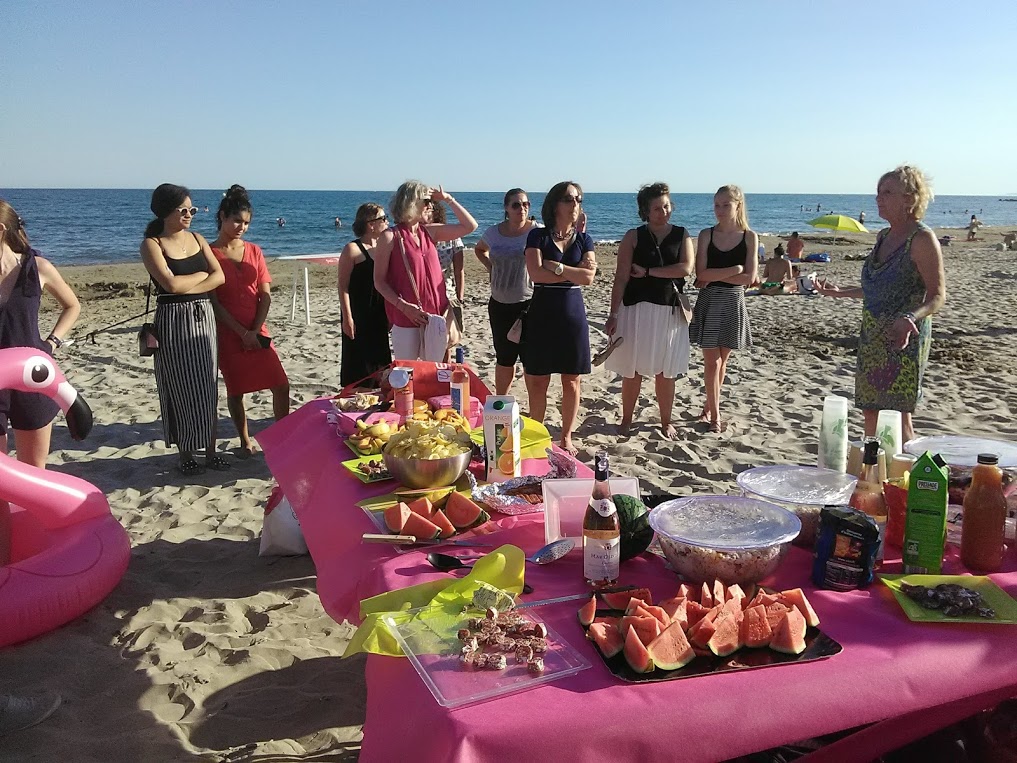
[520,229,593,376]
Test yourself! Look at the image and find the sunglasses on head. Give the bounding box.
[559,195,582,205]
[177,206,199,217]
[510,201,531,210]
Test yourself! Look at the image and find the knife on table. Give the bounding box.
[362,533,494,548]
[515,585,639,609]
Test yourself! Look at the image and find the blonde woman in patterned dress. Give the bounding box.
[816,165,946,443]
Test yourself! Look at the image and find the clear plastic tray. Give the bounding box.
[904,435,1017,468]
[736,465,857,505]
[648,495,801,549]
[542,477,640,549]
[382,603,591,708]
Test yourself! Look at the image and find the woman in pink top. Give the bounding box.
[373,181,478,361]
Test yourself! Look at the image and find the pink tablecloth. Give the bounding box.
[261,400,1017,762]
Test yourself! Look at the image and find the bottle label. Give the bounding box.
[450,385,463,414]
[590,497,616,519]
[584,536,620,581]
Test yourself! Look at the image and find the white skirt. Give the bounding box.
[605,301,690,379]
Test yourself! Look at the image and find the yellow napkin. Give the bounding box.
[344,544,525,657]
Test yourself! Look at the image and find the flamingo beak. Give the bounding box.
[55,381,93,441]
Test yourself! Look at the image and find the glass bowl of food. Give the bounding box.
[648,495,801,585]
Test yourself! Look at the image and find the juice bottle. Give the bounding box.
[391,367,414,422]
[450,346,470,418]
[960,453,1007,572]
[849,438,888,566]
[583,451,620,588]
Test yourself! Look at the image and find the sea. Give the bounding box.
[3,188,1015,267]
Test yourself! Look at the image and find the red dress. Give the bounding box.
[212,241,288,396]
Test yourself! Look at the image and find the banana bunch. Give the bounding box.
[350,419,394,455]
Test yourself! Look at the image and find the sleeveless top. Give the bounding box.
[385,224,449,328]
[705,228,747,288]
[623,225,687,307]
[348,240,386,322]
[860,223,931,321]
[0,248,47,353]
[151,234,210,302]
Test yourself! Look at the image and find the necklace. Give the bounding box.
[552,227,574,242]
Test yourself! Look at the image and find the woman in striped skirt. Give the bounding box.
[140,184,227,475]
[689,185,757,433]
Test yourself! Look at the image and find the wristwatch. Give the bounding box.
[553,262,564,276]
[902,312,917,324]
[46,334,63,348]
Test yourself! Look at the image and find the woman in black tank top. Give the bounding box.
[689,185,758,433]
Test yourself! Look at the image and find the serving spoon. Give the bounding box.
[426,537,576,573]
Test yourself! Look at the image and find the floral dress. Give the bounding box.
[856,224,932,412]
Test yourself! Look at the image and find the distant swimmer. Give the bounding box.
[277,217,286,228]
[858,211,866,224]
[816,202,821,212]
[335,217,343,230]
[203,206,209,212]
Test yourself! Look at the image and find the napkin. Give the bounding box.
[344,544,525,657]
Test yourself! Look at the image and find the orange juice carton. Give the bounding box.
[483,396,521,483]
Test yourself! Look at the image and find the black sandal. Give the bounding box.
[178,458,205,476]
[206,454,232,471]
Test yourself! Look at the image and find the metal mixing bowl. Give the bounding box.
[383,449,472,489]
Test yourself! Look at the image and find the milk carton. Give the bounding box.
[483,396,521,483]
[903,452,949,574]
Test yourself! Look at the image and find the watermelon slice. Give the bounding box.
[624,597,651,616]
[577,595,598,627]
[764,602,792,631]
[700,582,714,608]
[647,620,695,670]
[406,496,434,518]
[588,622,624,658]
[620,615,661,646]
[708,613,743,657]
[600,588,653,609]
[429,509,456,539]
[740,604,773,648]
[642,605,671,628]
[401,512,442,540]
[684,601,711,629]
[688,615,718,648]
[593,615,622,630]
[444,492,490,530]
[623,625,654,673]
[659,596,687,623]
[384,502,412,533]
[770,609,807,655]
[778,588,821,628]
[712,580,726,606]
[393,486,454,509]
[676,583,695,602]
[749,591,782,609]
[726,583,746,607]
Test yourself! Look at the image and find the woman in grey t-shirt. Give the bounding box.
[474,188,537,395]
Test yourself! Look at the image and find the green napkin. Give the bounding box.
[344,544,525,656]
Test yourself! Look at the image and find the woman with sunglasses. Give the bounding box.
[373,182,478,362]
[605,182,694,440]
[338,202,393,387]
[522,181,596,455]
[140,183,227,475]
[689,184,757,434]
[474,188,538,394]
[209,185,290,458]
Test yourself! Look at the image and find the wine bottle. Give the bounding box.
[849,438,888,565]
[583,451,620,588]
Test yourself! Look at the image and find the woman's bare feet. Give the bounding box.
[618,417,632,437]
[237,442,256,459]
[560,435,579,456]
[661,422,678,440]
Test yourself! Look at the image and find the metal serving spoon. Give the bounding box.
[426,537,576,572]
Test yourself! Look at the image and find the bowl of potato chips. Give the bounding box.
[382,420,475,488]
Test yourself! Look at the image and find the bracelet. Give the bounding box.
[46,334,63,348]
[903,312,917,324]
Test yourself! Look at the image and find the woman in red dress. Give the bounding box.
[210,185,289,456]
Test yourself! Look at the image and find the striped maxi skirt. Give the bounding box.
[153,297,218,452]
[689,284,752,350]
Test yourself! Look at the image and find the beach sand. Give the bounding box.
[2,226,1016,760]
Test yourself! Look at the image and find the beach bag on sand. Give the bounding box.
[259,484,308,557]
[138,279,159,356]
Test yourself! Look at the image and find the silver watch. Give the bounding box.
[553,261,564,276]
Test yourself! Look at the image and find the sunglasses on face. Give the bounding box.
[177,207,199,217]
[559,195,582,205]
[510,201,531,210]
[368,215,387,222]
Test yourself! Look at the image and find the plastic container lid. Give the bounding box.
[736,465,857,506]
[389,368,410,389]
[648,495,801,550]
[904,435,1017,468]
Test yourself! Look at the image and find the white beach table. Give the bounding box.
[273,252,341,325]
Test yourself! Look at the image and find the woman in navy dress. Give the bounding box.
[522,181,596,454]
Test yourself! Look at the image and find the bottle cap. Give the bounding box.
[862,438,880,465]
[493,400,504,410]
[389,369,410,389]
[594,450,610,481]
[455,346,464,364]
[976,453,999,465]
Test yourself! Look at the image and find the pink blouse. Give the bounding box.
[384,224,449,328]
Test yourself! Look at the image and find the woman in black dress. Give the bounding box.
[522,181,596,455]
[338,203,392,388]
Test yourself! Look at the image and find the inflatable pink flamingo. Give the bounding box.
[0,347,130,648]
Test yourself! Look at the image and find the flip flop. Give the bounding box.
[592,336,624,366]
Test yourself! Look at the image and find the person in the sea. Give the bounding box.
[816,165,946,443]
[859,211,866,224]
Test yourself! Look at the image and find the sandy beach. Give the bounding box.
[2,225,1016,760]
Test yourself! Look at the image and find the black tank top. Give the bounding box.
[0,248,47,353]
[347,240,386,322]
[705,228,747,288]
[622,225,687,307]
[151,234,209,301]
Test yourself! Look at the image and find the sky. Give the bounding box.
[4,1,1016,194]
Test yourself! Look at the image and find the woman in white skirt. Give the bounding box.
[605,183,694,439]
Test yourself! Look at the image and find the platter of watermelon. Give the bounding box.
[577,580,842,682]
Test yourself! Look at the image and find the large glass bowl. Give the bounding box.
[648,495,801,585]
[383,449,472,489]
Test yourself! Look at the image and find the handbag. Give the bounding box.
[506,311,525,344]
[138,278,159,356]
[397,233,460,350]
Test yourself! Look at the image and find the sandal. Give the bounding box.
[177,458,205,476]
[592,336,624,366]
[206,454,232,471]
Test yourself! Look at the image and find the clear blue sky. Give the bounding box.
[4,1,1015,194]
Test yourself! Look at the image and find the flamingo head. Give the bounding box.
[0,347,93,441]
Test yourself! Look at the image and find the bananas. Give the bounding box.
[350,420,393,454]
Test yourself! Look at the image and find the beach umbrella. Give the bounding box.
[807,214,869,234]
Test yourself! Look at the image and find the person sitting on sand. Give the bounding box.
[759,246,795,294]
[787,231,804,260]
[967,214,982,241]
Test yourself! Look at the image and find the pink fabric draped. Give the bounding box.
[384,225,449,328]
